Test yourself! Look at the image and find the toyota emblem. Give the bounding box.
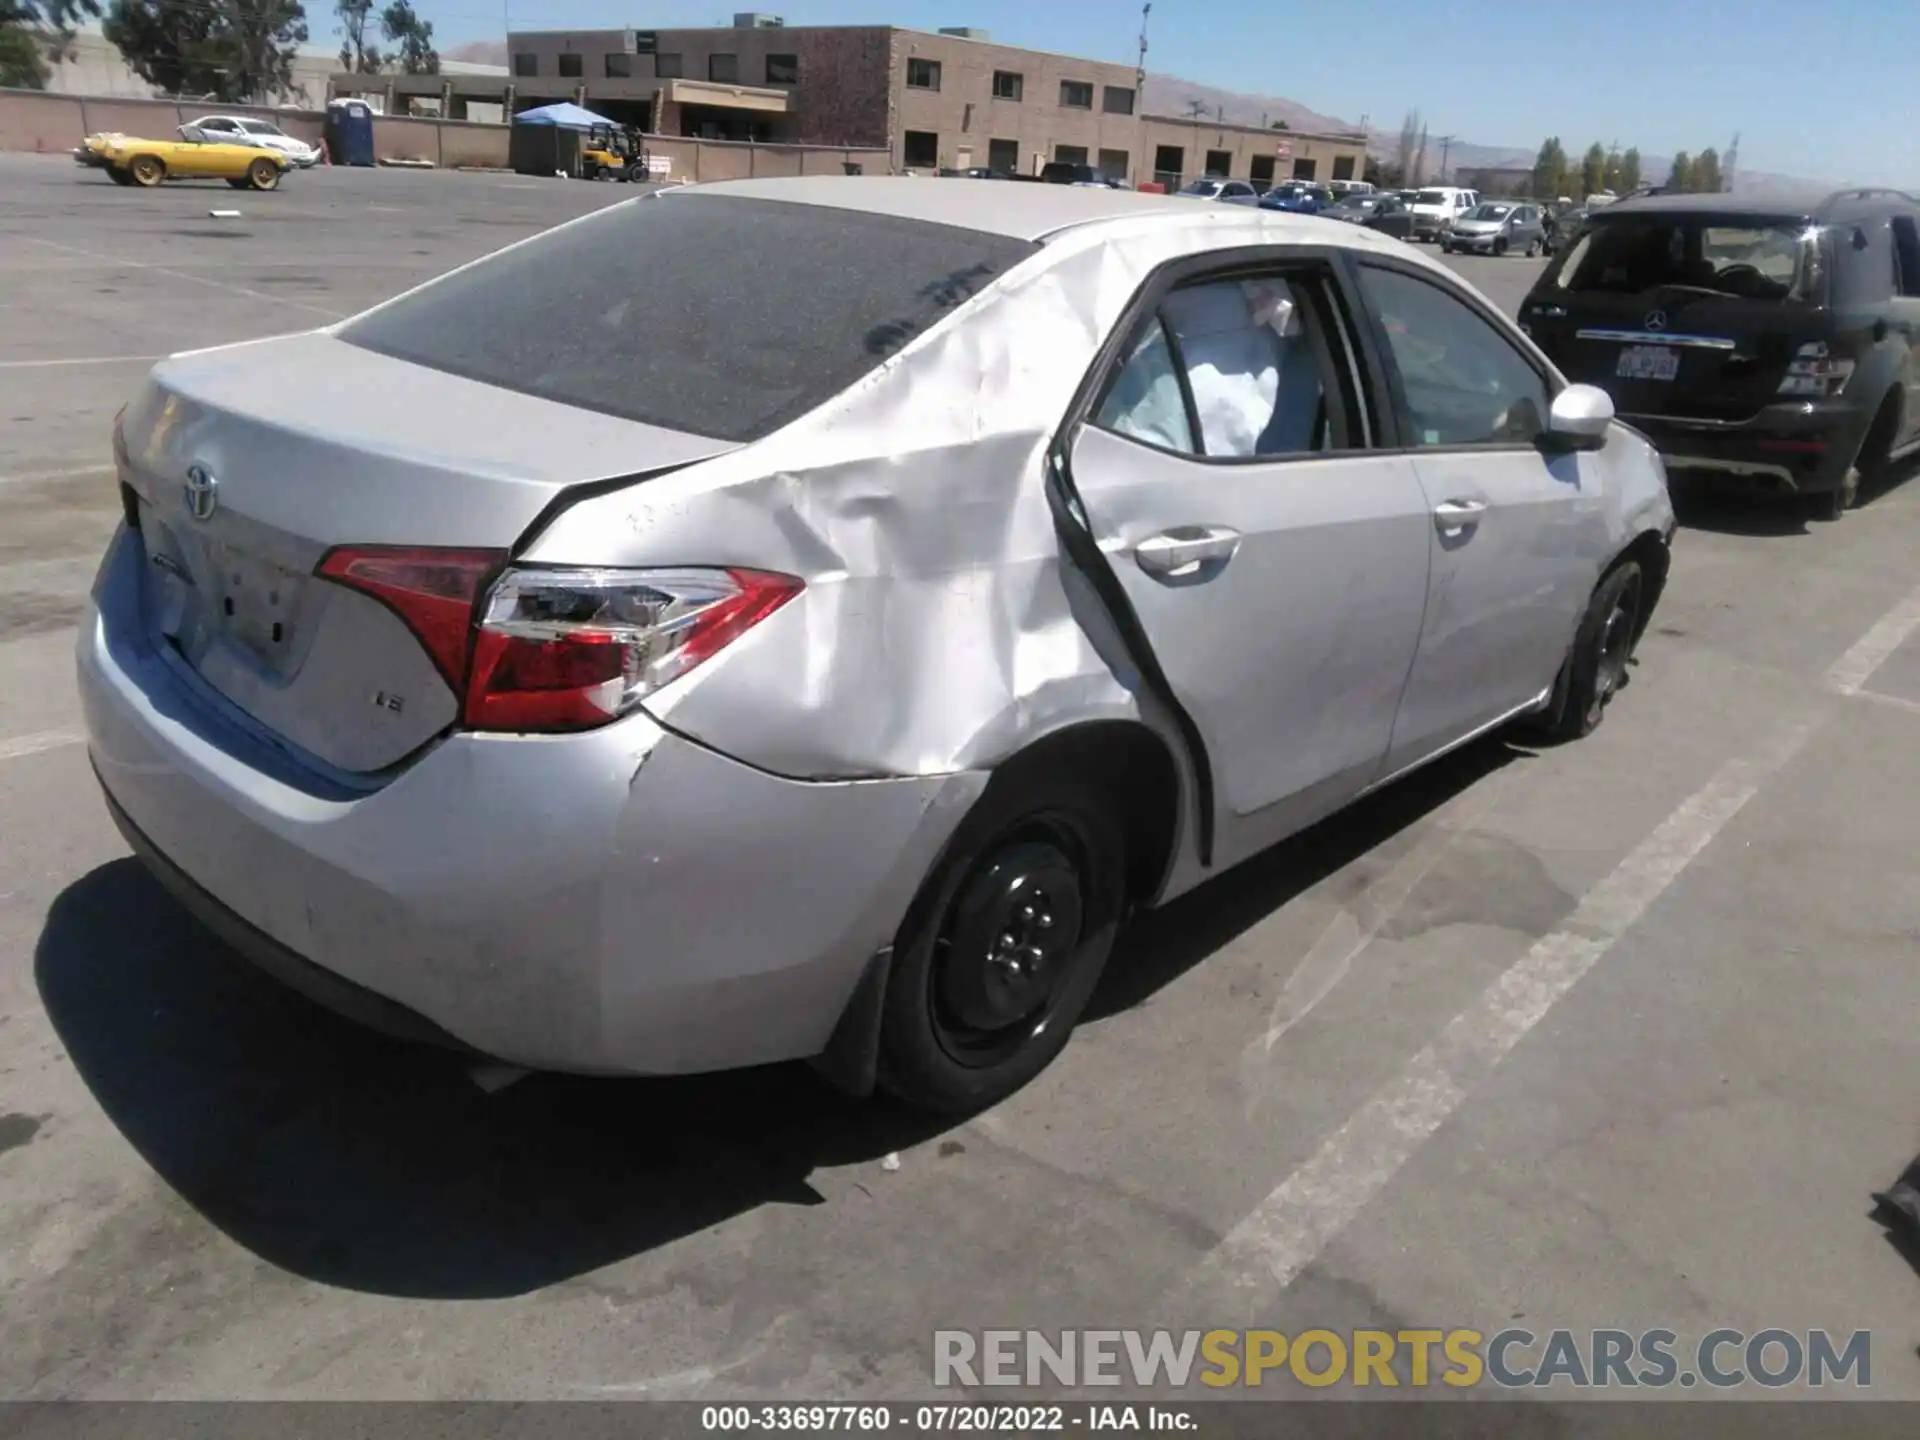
[1643,310,1669,332]
[183,463,218,521]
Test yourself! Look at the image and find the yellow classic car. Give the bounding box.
[90,125,291,191]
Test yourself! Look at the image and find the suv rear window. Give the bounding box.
[336,194,1038,442]
[1555,214,1826,303]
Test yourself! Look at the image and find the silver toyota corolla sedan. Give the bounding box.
[79,178,1675,1112]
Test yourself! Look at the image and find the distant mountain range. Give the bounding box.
[449,39,1835,192]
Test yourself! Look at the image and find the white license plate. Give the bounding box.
[1616,345,1679,382]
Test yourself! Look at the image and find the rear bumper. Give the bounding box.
[78,524,985,1076]
[1622,399,1867,494]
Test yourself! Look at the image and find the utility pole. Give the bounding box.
[1438,134,1455,182]
[1135,2,1150,95]
[1724,131,1740,192]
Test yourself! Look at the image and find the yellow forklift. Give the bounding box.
[580,123,648,182]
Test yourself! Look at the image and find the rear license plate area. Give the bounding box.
[1617,345,1680,382]
[204,541,304,662]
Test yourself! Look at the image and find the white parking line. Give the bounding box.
[0,727,85,763]
[1827,580,1920,695]
[0,356,161,371]
[17,236,343,321]
[1194,720,1812,1296]
[0,465,113,487]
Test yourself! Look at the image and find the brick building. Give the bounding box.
[499,16,1367,190]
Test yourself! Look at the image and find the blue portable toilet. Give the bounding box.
[325,98,376,168]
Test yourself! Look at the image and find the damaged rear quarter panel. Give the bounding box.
[519,218,1218,783]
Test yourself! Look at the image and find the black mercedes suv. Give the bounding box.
[1518,188,1920,520]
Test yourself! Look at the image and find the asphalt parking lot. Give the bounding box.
[3,153,1919,1407]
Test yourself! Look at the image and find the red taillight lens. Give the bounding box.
[316,546,505,688]
[464,566,802,733]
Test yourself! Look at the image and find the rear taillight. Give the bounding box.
[317,549,800,735]
[1777,341,1854,397]
[318,547,504,688]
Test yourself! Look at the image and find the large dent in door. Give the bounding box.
[520,219,1209,782]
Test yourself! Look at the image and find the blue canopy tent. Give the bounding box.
[512,102,616,132]
[509,102,620,176]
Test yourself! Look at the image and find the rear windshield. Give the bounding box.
[1555,214,1825,303]
[335,193,1038,442]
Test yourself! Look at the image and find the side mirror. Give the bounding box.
[1545,384,1614,451]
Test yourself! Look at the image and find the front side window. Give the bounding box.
[239,120,282,137]
[1356,265,1549,448]
[336,195,1037,444]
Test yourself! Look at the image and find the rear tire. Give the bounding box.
[1811,468,1859,522]
[1520,558,1647,744]
[245,157,280,191]
[129,154,165,187]
[877,772,1127,1113]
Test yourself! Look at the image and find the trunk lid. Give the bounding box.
[118,331,735,775]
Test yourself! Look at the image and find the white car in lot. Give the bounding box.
[1408,186,1479,243]
[183,115,321,168]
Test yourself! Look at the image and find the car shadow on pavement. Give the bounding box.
[1671,455,1917,537]
[35,863,950,1301]
[1086,734,1524,1022]
[35,734,1523,1304]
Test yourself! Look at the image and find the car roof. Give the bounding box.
[1602,188,1920,222]
[675,175,1443,251]
[675,176,1437,261]
[687,176,1227,239]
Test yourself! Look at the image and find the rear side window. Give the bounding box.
[1893,216,1920,299]
[336,195,1037,442]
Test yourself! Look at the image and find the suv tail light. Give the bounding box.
[318,549,801,734]
[1778,341,1854,397]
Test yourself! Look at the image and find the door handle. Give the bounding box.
[1432,499,1488,533]
[1134,525,1241,578]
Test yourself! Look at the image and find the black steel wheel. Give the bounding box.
[878,774,1126,1112]
[1521,558,1647,744]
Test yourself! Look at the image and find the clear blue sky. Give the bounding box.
[398,0,1920,184]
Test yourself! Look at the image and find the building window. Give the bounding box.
[605,53,632,78]
[709,53,738,83]
[991,69,1022,101]
[1292,158,1317,180]
[1055,144,1088,165]
[558,52,583,78]
[766,53,798,84]
[1102,85,1134,115]
[902,130,939,168]
[987,137,1019,173]
[1205,150,1232,176]
[1059,79,1093,109]
[1332,155,1356,181]
[1098,148,1130,181]
[512,52,537,77]
[906,57,941,90]
[1153,144,1183,187]
[655,52,683,78]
